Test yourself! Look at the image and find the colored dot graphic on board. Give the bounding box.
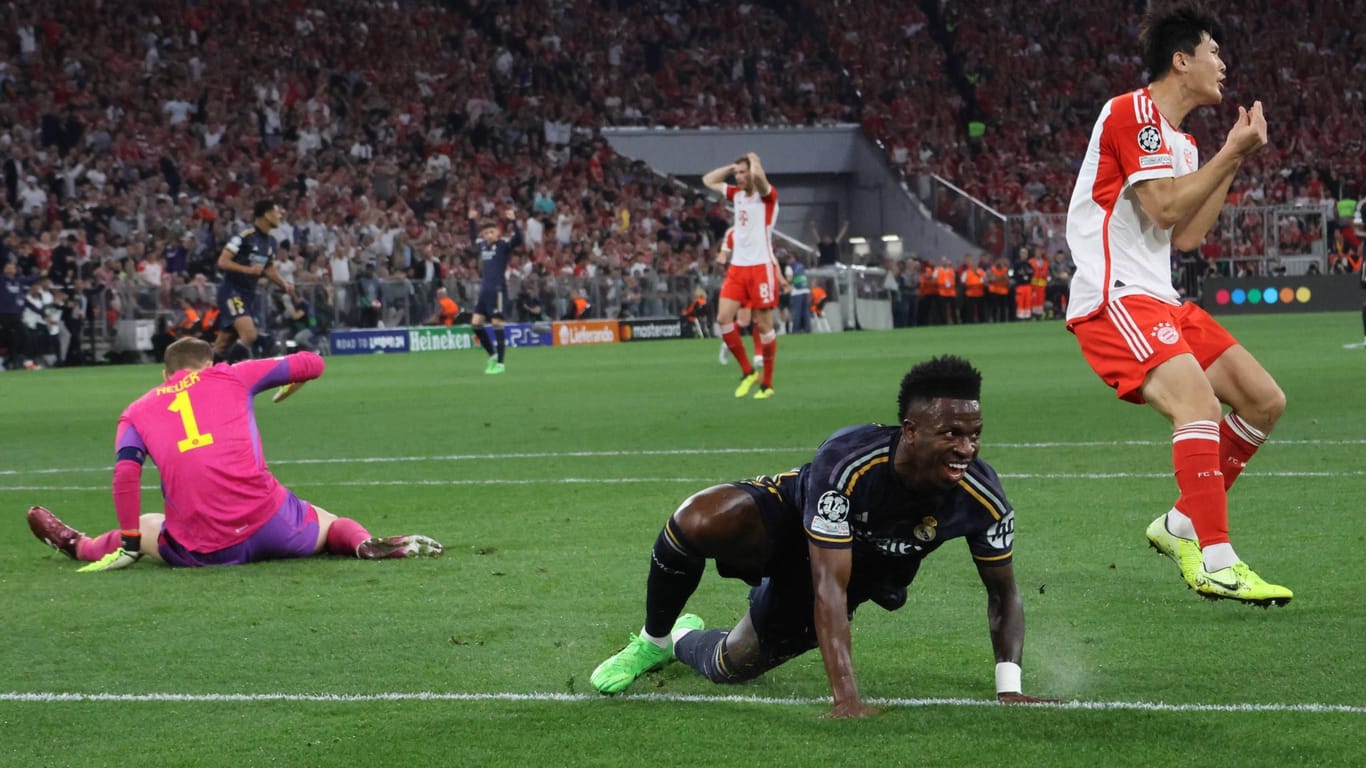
[1212,285,1314,306]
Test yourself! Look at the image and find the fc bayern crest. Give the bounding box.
[1151,321,1180,345]
[1137,125,1163,153]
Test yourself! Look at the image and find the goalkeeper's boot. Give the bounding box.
[590,614,704,694]
[27,505,83,559]
[487,362,506,375]
[272,382,303,403]
[357,535,445,559]
[1194,561,1293,607]
[734,372,759,398]
[484,357,500,374]
[753,385,775,400]
[1144,514,1200,588]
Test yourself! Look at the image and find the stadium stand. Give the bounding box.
[1,0,1362,364]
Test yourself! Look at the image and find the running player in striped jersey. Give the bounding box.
[590,356,1053,717]
[27,337,443,569]
[1064,7,1290,605]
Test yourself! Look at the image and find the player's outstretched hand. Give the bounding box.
[997,691,1059,705]
[822,701,883,719]
[77,548,142,573]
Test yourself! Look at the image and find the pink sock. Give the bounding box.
[325,517,372,557]
[77,530,122,561]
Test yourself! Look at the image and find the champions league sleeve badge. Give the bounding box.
[812,491,851,538]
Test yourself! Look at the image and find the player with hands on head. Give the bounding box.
[1064,6,1290,606]
[702,152,781,399]
[27,337,443,570]
[468,204,521,375]
[590,356,1055,717]
[214,198,295,363]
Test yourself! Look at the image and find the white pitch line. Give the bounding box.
[0,690,1361,714]
[3,439,1365,477]
[1,469,1361,494]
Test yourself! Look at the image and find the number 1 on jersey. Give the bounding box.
[168,390,215,452]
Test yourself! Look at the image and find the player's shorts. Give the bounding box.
[1068,295,1238,404]
[216,282,257,329]
[720,263,780,310]
[473,286,506,319]
[157,491,320,566]
[716,480,831,667]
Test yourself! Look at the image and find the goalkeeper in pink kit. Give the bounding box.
[28,337,443,569]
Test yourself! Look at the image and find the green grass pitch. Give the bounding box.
[3,312,1363,767]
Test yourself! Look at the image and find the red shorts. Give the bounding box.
[720,263,779,310]
[1068,296,1237,404]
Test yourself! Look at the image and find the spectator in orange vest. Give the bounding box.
[1011,246,1034,321]
[1028,246,1050,319]
[986,256,1012,323]
[810,283,831,332]
[934,257,957,325]
[563,289,591,320]
[916,260,936,326]
[681,286,710,337]
[427,287,461,326]
[960,253,987,324]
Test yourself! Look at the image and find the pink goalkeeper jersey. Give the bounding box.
[724,184,779,267]
[113,353,325,552]
[1065,87,1198,322]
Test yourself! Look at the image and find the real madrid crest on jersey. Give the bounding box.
[1137,125,1162,153]
[912,516,939,543]
[812,491,851,538]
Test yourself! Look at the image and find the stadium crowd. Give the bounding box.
[2,0,1363,367]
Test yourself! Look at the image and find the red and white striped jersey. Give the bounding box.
[1065,87,1198,322]
[725,184,779,267]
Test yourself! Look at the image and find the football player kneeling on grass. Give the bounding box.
[26,337,443,570]
[590,356,1055,717]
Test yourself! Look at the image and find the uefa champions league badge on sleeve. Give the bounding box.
[812,491,851,538]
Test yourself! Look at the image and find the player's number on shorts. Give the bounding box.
[759,282,773,303]
[228,297,245,315]
[168,390,215,453]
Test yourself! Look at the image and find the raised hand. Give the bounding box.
[1225,101,1268,158]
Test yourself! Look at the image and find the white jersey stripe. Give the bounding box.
[1105,300,1153,360]
[835,446,889,489]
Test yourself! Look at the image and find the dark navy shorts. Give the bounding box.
[216,282,258,329]
[473,286,506,319]
[158,491,320,567]
[726,480,823,663]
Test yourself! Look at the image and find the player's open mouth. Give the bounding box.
[946,461,968,480]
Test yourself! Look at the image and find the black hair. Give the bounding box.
[897,355,982,420]
[1141,5,1222,81]
[253,199,278,219]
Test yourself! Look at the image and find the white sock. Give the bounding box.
[670,625,698,645]
[639,626,670,649]
[1165,508,1196,539]
[1202,542,1239,572]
